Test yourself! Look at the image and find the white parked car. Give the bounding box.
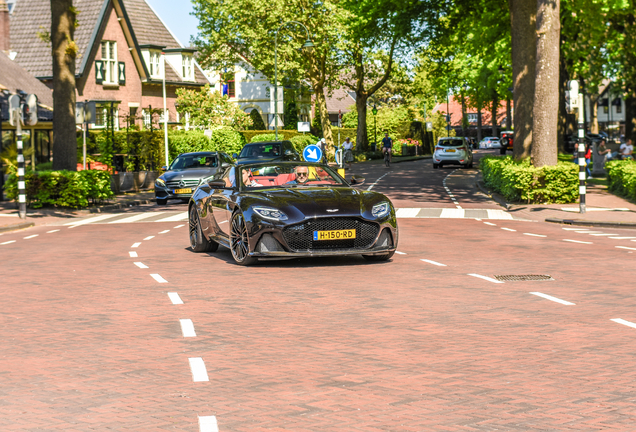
[479,137,501,149]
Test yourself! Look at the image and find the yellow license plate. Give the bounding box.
[313,229,356,241]
[446,149,456,152]
[174,188,192,194]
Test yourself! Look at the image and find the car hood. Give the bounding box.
[160,168,218,181]
[245,186,386,217]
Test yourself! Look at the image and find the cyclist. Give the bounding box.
[381,133,393,166]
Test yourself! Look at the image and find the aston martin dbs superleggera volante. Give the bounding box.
[188,162,398,265]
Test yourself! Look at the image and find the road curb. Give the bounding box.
[475,180,511,210]
[0,222,35,233]
[88,198,156,213]
[545,218,636,230]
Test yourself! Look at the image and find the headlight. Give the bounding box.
[155,178,166,186]
[253,206,288,221]
[372,202,390,218]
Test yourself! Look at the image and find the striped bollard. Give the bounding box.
[578,141,586,214]
[17,133,26,219]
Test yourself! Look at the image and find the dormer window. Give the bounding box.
[182,55,194,81]
[101,41,117,84]
[149,51,161,78]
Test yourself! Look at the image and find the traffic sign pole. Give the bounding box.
[14,107,26,219]
[577,92,586,214]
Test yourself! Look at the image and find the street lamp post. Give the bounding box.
[372,104,378,151]
[274,21,314,141]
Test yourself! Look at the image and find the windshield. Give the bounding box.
[239,164,346,189]
[169,154,217,170]
[239,143,282,158]
[438,139,464,147]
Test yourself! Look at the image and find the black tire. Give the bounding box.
[433,163,439,169]
[468,162,474,168]
[499,147,506,155]
[156,198,168,205]
[362,250,395,262]
[189,205,219,252]
[439,163,443,168]
[230,211,257,266]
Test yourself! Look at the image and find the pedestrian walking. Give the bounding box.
[343,137,354,169]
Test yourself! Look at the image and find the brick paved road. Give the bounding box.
[2,156,636,430]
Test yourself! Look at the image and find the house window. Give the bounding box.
[603,106,609,114]
[616,103,622,114]
[182,55,194,81]
[149,51,161,78]
[467,113,478,123]
[222,73,235,98]
[142,110,152,128]
[101,41,117,84]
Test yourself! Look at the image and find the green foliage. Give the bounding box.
[341,109,358,128]
[0,141,35,174]
[312,109,323,137]
[250,133,278,143]
[3,170,113,208]
[290,134,319,153]
[480,156,578,203]
[175,84,253,130]
[606,160,636,201]
[248,109,266,130]
[283,100,299,130]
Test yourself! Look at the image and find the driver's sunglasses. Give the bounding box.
[297,172,308,177]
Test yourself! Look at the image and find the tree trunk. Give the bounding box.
[356,93,369,151]
[51,0,77,171]
[510,0,536,159]
[626,93,636,143]
[557,54,568,153]
[531,0,560,168]
[314,89,334,159]
[589,94,599,134]
[506,96,512,130]
[477,101,483,142]
[491,97,499,136]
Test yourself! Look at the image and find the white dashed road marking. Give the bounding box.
[468,273,504,284]
[563,239,593,244]
[501,227,516,232]
[180,319,197,337]
[589,233,615,236]
[198,416,219,432]
[46,230,60,233]
[421,259,447,267]
[609,237,636,240]
[24,235,38,239]
[159,230,170,234]
[530,292,575,305]
[150,273,168,283]
[611,318,636,329]
[562,227,587,231]
[168,292,184,304]
[1,240,16,245]
[188,358,210,382]
[129,251,138,258]
[523,233,546,237]
[131,242,141,248]
[174,224,185,228]
[64,213,122,226]
[395,251,406,255]
[134,262,148,269]
[367,172,390,191]
[616,246,636,251]
[143,236,155,240]
[483,222,497,226]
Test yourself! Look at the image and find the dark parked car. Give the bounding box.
[233,141,300,165]
[155,151,233,205]
[188,162,398,265]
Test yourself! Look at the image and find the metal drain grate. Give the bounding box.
[494,274,554,282]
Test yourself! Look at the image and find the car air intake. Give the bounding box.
[257,233,284,252]
[282,217,379,251]
[376,228,393,248]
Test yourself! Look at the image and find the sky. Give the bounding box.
[145,0,200,48]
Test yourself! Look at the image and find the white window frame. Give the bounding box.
[101,41,118,84]
[149,51,161,78]
[142,110,152,128]
[467,113,478,123]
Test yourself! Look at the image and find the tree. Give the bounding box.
[175,85,253,130]
[249,109,266,130]
[531,0,560,167]
[50,0,78,171]
[192,0,342,149]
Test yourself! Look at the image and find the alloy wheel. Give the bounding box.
[189,206,199,250]
[230,212,250,262]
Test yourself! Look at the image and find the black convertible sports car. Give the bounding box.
[188,162,398,265]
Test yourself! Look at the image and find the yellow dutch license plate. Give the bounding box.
[174,188,192,194]
[313,229,356,241]
[446,149,456,152]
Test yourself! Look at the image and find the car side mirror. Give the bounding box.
[349,175,365,186]
[232,153,238,159]
[207,179,227,189]
[285,149,294,155]
[221,162,231,169]
[161,165,168,171]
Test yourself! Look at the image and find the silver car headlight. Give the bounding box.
[155,178,166,186]
[372,202,390,218]
[253,206,288,221]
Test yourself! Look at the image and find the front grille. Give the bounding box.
[166,179,200,189]
[494,274,554,281]
[283,217,380,251]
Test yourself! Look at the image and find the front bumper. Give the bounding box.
[155,183,197,200]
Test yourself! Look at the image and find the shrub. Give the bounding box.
[248,109,266,130]
[480,156,578,204]
[290,134,318,153]
[250,133,277,143]
[4,170,114,208]
[606,160,636,201]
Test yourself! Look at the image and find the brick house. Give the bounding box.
[8,0,210,132]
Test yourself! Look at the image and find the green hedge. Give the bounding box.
[4,170,114,208]
[168,129,245,160]
[606,160,636,201]
[480,156,578,204]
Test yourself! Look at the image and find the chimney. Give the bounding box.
[0,0,9,53]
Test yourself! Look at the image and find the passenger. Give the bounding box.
[242,168,263,187]
[286,166,310,185]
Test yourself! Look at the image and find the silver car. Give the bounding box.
[433,137,474,169]
[479,137,502,149]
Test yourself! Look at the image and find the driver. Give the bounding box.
[286,166,310,184]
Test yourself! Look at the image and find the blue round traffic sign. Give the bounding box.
[303,145,323,162]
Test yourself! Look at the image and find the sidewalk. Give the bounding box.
[479,180,636,228]
[0,191,156,233]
